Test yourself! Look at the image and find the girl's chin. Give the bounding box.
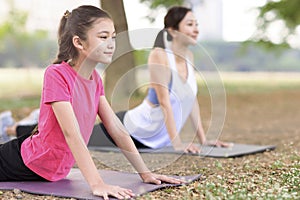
[98,58,113,64]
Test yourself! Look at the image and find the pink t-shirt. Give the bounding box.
[21,62,104,181]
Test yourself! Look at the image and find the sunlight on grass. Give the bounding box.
[196,72,300,95]
[0,68,44,98]
[220,72,300,93]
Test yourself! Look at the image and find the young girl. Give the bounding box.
[0,5,182,200]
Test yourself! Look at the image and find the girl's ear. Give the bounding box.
[73,36,84,50]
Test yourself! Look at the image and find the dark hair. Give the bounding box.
[153,6,192,48]
[53,5,112,64]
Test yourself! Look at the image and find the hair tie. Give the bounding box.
[64,10,71,19]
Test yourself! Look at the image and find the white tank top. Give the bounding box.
[123,49,197,148]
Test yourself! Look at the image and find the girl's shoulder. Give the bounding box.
[45,62,72,74]
[44,62,77,84]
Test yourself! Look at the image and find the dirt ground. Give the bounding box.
[0,89,299,199]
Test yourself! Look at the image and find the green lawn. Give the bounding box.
[0,68,300,110]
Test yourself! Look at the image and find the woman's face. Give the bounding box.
[83,18,116,64]
[177,11,199,45]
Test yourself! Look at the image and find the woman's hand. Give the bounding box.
[140,172,186,185]
[92,183,135,200]
[204,140,234,148]
[173,143,201,154]
[185,143,201,153]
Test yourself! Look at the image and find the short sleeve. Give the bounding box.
[42,67,72,104]
[99,76,105,96]
[93,69,105,96]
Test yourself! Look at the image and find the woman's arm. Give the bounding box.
[148,49,185,151]
[188,51,231,148]
[189,99,233,147]
[98,96,183,184]
[52,101,134,199]
[189,99,206,145]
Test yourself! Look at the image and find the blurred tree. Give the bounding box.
[100,0,137,102]
[0,2,29,67]
[252,0,300,49]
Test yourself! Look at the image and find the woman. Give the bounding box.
[100,6,231,154]
[0,5,182,200]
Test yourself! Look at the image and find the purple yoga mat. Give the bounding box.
[0,168,201,200]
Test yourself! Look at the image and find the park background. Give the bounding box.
[0,0,299,199]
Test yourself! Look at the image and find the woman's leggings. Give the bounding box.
[98,111,150,149]
[15,111,150,149]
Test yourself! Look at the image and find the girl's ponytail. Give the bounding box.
[53,10,74,64]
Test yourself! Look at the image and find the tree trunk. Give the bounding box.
[100,0,137,106]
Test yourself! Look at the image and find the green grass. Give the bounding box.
[1,68,300,110]
[197,72,300,95]
[168,150,300,200]
[199,154,299,199]
[0,68,43,111]
[0,96,40,111]
[0,68,43,98]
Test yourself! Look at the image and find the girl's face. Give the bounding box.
[83,18,116,64]
[177,11,199,45]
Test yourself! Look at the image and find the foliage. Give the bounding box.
[0,1,56,68]
[253,0,300,49]
[135,41,300,72]
[196,41,300,72]
[141,0,300,51]
[139,0,184,9]
[139,0,184,22]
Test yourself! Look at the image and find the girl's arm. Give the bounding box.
[148,49,185,151]
[51,101,134,200]
[98,96,183,185]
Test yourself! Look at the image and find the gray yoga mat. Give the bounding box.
[88,125,275,158]
[89,143,275,158]
[0,168,201,200]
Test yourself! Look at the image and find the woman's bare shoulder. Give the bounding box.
[148,48,168,66]
[186,49,194,63]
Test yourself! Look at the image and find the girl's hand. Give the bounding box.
[204,140,234,148]
[140,172,186,185]
[92,183,135,200]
